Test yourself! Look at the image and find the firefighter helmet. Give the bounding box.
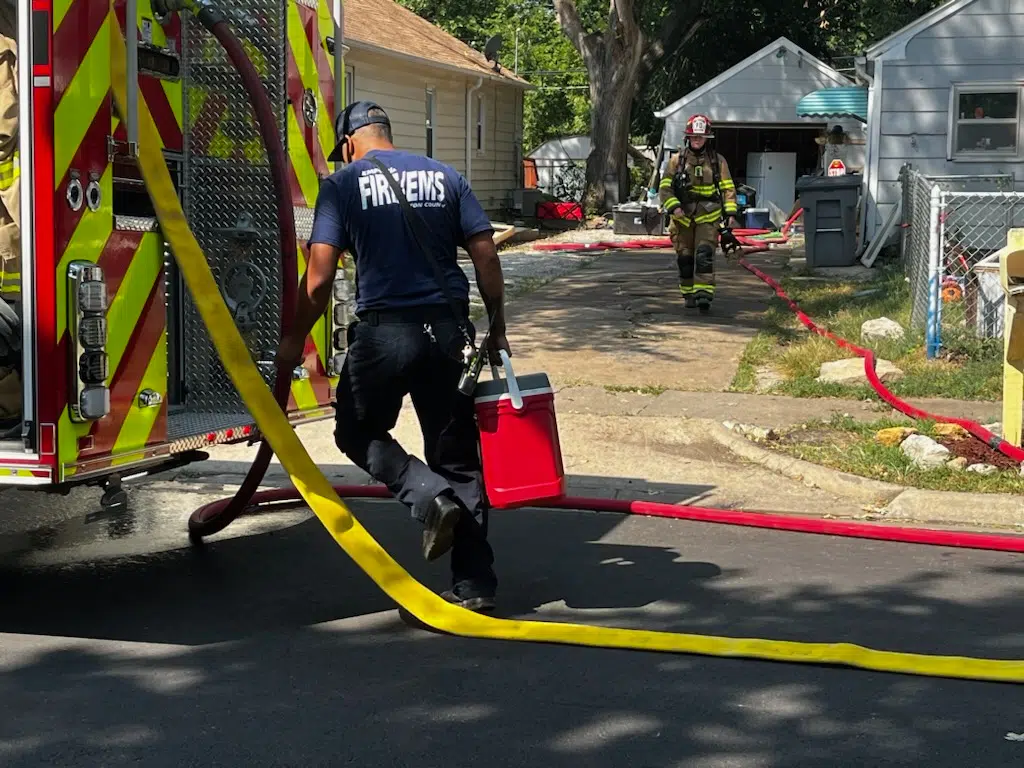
[685,114,714,139]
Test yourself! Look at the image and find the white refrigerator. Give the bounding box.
[745,151,797,217]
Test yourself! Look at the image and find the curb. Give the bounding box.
[705,421,1024,530]
[704,420,903,506]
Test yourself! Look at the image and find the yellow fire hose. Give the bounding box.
[109,23,1024,684]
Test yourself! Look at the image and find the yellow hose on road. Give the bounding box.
[109,21,1024,684]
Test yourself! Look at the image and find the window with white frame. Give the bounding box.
[426,87,435,158]
[345,65,354,105]
[476,93,485,153]
[950,84,1021,159]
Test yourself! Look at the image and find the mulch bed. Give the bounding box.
[937,435,1021,471]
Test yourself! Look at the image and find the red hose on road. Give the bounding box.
[221,484,1024,552]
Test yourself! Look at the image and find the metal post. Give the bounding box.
[999,228,1024,447]
[332,0,344,172]
[16,0,36,448]
[925,183,942,358]
[126,0,139,153]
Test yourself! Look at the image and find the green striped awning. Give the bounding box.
[796,87,868,122]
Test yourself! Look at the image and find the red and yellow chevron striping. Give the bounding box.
[53,1,176,478]
[286,0,335,207]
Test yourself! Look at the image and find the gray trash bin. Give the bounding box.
[795,174,861,267]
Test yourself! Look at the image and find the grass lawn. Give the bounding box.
[730,264,1003,401]
[773,415,1024,495]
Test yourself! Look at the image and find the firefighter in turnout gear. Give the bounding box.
[659,114,738,311]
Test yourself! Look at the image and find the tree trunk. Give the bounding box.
[583,45,643,213]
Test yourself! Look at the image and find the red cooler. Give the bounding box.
[474,351,566,508]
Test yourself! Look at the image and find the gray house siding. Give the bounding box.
[866,0,1024,237]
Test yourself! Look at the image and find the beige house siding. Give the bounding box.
[343,47,523,214]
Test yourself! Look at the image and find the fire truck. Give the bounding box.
[2,0,347,502]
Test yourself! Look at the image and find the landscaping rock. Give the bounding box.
[946,457,969,471]
[817,358,904,385]
[875,427,917,447]
[934,423,970,440]
[983,422,1003,438]
[967,463,998,475]
[900,434,950,469]
[861,317,906,343]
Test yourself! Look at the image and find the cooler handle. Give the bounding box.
[489,350,524,410]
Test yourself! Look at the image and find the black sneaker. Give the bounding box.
[441,588,496,613]
[422,492,463,561]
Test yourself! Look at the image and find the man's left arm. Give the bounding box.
[277,181,347,366]
[718,154,738,226]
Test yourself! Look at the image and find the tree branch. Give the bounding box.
[612,0,639,42]
[640,0,706,79]
[552,0,592,62]
[625,143,653,172]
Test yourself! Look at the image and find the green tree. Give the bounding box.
[399,0,945,210]
[399,0,590,151]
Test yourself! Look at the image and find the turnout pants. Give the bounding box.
[669,215,718,298]
[333,305,496,592]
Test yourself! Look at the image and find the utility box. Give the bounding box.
[795,174,861,267]
[612,203,665,236]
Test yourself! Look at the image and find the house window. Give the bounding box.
[950,85,1021,159]
[476,93,484,153]
[425,87,435,158]
[345,65,354,104]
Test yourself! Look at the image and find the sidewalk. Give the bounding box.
[499,250,790,391]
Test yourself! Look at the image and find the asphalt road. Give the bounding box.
[0,489,1022,767]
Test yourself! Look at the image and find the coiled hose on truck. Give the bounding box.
[116,11,1024,683]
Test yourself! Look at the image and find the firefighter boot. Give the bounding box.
[694,244,716,313]
[677,251,697,308]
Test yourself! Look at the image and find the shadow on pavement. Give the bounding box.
[0,496,1022,767]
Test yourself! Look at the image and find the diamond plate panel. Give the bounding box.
[294,206,314,242]
[181,0,287,414]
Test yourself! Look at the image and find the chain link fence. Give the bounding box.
[899,166,1022,357]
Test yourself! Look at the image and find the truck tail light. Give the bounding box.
[67,262,111,423]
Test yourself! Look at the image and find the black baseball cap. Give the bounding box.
[327,100,392,161]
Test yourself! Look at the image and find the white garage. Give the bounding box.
[655,37,867,216]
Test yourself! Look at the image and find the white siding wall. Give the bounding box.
[470,81,523,213]
[662,51,852,146]
[342,48,523,214]
[867,0,1024,236]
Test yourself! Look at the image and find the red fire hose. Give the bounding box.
[179,35,1022,554]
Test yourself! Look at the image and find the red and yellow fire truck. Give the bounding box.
[1,0,346,498]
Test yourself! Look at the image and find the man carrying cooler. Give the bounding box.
[277,101,508,612]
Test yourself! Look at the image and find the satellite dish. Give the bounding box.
[483,34,503,64]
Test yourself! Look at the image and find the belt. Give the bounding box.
[357,302,468,325]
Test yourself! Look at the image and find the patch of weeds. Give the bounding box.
[731,264,1001,401]
[604,384,667,396]
[774,415,1024,494]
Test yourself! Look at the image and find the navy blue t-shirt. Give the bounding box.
[308,149,493,312]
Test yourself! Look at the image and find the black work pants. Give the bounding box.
[333,306,496,592]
